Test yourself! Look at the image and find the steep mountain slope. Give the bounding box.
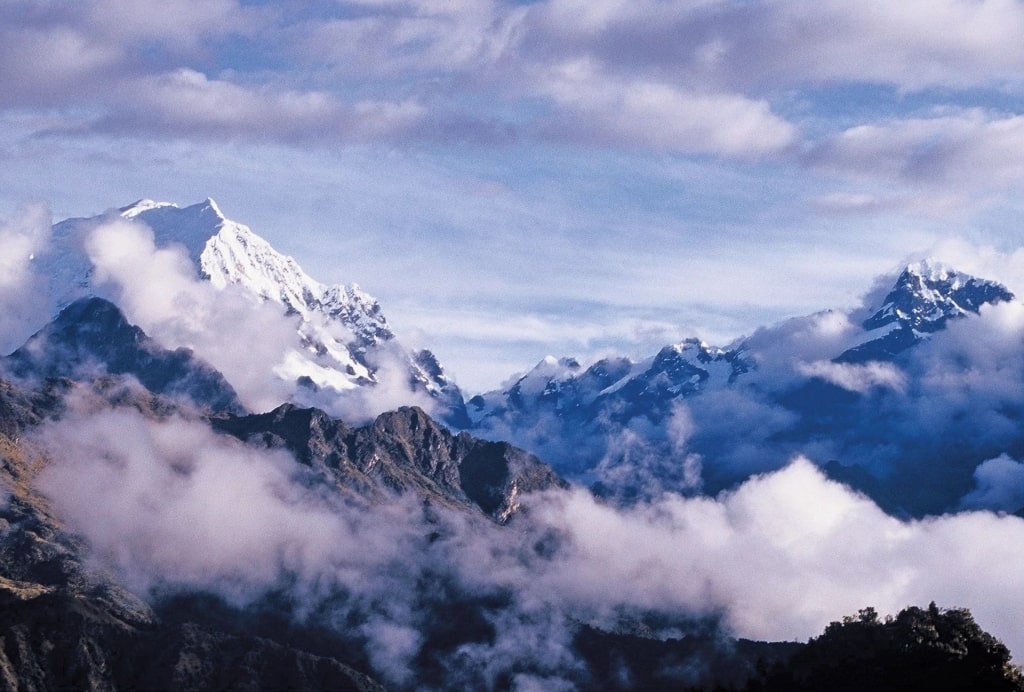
[37,199,467,424]
[213,403,566,523]
[2,297,562,525]
[0,375,384,691]
[838,259,1014,363]
[3,296,242,414]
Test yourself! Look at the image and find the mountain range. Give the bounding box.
[20,198,1024,511]
[467,257,1019,513]
[15,198,1024,515]
[3,198,1024,689]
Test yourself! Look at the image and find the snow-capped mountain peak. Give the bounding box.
[835,258,1014,363]
[862,258,1014,334]
[38,199,467,422]
[905,257,954,282]
[119,198,229,263]
[122,199,393,349]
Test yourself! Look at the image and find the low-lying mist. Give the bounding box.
[32,401,1024,689]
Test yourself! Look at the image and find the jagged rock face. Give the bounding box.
[0,379,55,440]
[0,589,384,692]
[213,404,566,523]
[0,378,153,691]
[471,338,748,429]
[3,297,243,414]
[839,260,1015,364]
[412,349,470,428]
[863,260,1014,333]
[0,375,385,692]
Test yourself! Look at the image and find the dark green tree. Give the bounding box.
[750,603,1024,691]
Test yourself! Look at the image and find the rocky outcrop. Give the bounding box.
[4,297,242,415]
[0,375,384,691]
[212,404,566,523]
[0,587,383,692]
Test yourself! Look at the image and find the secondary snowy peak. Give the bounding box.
[862,258,1014,334]
[470,337,748,426]
[834,259,1014,364]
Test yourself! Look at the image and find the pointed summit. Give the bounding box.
[836,259,1014,364]
[124,198,229,262]
[863,258,1014,333]
[4,297,242,413]
[40,200,467,424]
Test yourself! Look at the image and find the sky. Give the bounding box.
[3,0,1024,392]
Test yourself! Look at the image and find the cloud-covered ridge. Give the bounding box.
[30,403,1024,687]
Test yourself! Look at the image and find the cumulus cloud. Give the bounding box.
[961,454,1024,513]
[535,60,796,157]
[742,309,862,379]
[797,360,906,394]
[31,403,435,685]
[525,0,1024,92]
[85,69,433,144]
[591,402,704,499]
[83,217,299,411]
[33,405,1024,685]
[755,0,1024,90]
[519,459,1024,659]
[290,341,441,424]
[36,405,360,593]
[0,0,253,107]
[0,204,53,354]
[5,0,1024,161]
[805,111,1024,188]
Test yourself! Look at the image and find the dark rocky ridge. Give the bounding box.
[0,374,384,691]
[3,296,243,415]
[839,262,1015,363]
[0,585,384,692]
[213,402,567,523]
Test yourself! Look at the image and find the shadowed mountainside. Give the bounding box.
[212,403,567,523]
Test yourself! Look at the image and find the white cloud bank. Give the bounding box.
[0,204,52,354]
[33,404,1024,684]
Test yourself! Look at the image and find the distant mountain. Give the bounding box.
[3,296,242,414]
[472,260,1012,432]
[469,338,748,430]
[37,199,468,424]
[469,260,1019,513]
[838,259,1014,363]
